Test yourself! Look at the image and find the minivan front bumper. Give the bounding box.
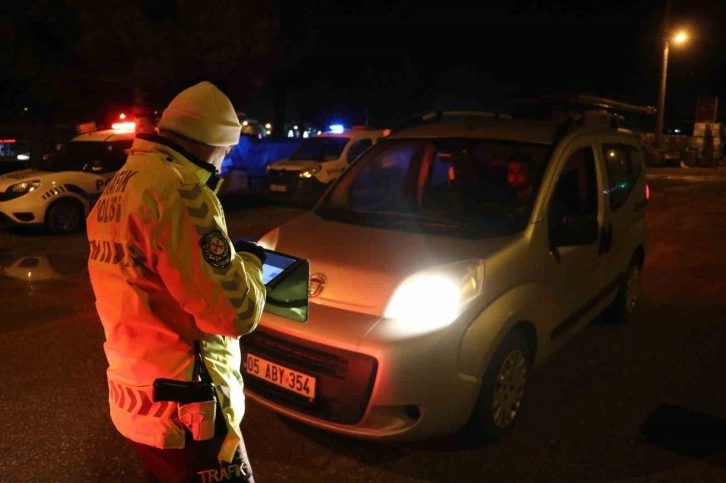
[240,303,481,441]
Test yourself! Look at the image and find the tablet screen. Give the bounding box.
[262,250,299,286]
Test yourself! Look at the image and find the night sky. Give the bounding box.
[2,0,724,128]
[271,0,726,126]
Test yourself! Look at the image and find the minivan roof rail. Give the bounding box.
[390,109,513,133]
[508,92,656,117]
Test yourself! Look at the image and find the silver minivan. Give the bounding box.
[244,110,649,442]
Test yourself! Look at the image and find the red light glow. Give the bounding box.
[112,121,136,132]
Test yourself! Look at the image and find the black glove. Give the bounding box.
[234,239,266,264]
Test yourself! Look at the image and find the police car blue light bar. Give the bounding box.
[328,124,345,134]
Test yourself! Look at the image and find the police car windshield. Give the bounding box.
[315,138,552,238]
[40,140,132,172]
[289,137,350,161]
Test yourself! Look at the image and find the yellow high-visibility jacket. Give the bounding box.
[86,133,265,463]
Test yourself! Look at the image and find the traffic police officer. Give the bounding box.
[87,81,266,482]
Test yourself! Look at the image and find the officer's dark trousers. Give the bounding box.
[129,410,254,483]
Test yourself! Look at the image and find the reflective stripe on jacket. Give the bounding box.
[87,133,266,462]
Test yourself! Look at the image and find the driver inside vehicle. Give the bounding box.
[447,151,540,217]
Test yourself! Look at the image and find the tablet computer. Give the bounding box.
[262,250,300,287]
[261,249,310,322]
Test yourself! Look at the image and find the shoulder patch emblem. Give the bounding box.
[200,230,231,268]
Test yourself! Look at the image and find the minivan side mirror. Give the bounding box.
[549,213,599,249]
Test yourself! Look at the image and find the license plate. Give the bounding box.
[244,353,316,400]
[269,184,288,193]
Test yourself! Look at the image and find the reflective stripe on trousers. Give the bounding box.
[108,380,176,418]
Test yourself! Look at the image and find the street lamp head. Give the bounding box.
[672,31,688,45]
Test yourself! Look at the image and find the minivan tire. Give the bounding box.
[605,257,643,324]
[466,330,532,440]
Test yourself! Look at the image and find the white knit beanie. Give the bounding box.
[158,81,241,147]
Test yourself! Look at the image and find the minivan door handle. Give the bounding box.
[599,223,613,255]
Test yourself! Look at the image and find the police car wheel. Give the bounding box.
[47,199,83,234]
[466,330,531,440]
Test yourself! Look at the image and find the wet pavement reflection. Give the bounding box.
[0,253,87,283]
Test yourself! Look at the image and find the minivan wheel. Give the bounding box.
[46,199,84,234]
[605,257,642,324]
[467,330,531,439]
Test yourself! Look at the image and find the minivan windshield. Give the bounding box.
[289,137,350,161]
[315,138,552,238]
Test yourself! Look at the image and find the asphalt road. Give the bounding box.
[1,172,725,483]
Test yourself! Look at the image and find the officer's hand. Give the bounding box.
[234,239,266,264]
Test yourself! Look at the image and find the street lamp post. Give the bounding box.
[654,30,688,149]
[654,38,670,149]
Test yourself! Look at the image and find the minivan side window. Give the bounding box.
[347,139,373,163]
[626,145,643,183]
[549,147,598,232]
[602,143,641,211]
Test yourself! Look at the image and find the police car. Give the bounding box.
[0,127,135,234]
[264,126,385,205]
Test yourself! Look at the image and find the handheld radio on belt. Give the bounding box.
[153,341,217,440]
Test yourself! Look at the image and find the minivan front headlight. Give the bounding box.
[384,259,486,333]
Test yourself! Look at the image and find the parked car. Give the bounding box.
[0,137,31,175]
[243,109,649,442]
[264,126,385,205]
[0,128,134,234]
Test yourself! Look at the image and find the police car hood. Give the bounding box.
[267,160,323,172]
[265,211,513,317]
